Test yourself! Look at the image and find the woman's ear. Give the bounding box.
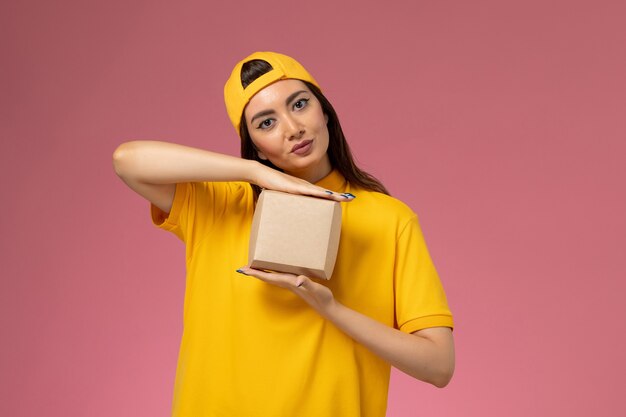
[324,113,329,124]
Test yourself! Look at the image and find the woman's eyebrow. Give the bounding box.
[285,90,308,105]
[250,109,275,124]
[250,90,309,124]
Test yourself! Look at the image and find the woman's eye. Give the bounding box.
[258,119,274,129]
[293,98,309,110]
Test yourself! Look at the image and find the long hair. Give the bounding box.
[238,59,389,198]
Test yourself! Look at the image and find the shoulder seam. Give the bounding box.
[396,213,418,244]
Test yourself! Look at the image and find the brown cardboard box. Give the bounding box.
[248,190,342,279]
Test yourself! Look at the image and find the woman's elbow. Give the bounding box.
[112,141,139,178]
[422,349,455,388]
[413,327,455,388]
[431,365,454,388]
[407,355,455,388]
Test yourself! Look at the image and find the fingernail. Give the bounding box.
[236,269,249,276]
[341,193,356,199]
[325,190,333,194]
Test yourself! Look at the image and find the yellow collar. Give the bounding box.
[314,169,347,192]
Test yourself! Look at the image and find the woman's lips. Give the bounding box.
[291,139,313,155]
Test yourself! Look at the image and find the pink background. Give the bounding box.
[2,0,625,416]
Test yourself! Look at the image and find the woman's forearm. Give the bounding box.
[237,268,456,388]
[112,140,349,212]
[112,140,260,185]
[323,301,455,388]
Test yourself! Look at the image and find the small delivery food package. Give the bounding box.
[248,190,342,279]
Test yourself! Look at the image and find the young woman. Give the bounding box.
[113,51,454,417]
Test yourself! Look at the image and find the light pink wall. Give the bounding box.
[2,1,625,416]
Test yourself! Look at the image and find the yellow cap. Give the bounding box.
[224,51,321,135]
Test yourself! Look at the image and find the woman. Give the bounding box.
[113,51,454,417]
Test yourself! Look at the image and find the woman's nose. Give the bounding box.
[283,115,304,140]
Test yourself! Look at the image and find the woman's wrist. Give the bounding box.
[316,297,343,321]
[243,159,264,184]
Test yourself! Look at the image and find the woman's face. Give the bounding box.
[244,79,331,183]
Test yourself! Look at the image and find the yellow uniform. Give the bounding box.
[152,169,453,417]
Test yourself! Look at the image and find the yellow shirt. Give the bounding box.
[152,170,453,417]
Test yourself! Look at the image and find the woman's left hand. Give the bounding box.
[236,267,335,315]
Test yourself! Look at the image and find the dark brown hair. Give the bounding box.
[239,59,389,197]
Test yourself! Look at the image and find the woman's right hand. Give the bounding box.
[251,164,355,202]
